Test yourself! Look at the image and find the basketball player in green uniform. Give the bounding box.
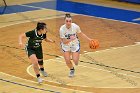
[19,22,55,83]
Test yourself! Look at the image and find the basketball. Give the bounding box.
[89,39,99,49]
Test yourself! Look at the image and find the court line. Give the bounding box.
[1,2,140,89]
[1,12,92,92]
[0,3,139,29]
[0,7,57,16]
[27,44,140,88]
[0,13,65,28]
[52,44,140,79]
[48,59,140,79]
[27,44,140,87]
[27,65,67,85]
[27,65,94,92]
[27,58,140,88]
[0,13,65,23]
[0,72,91,93]
[0,72,60,93]
[0,78,60,93]
[45,60,139,87]
[82,44,140,79]
[19,3,140,25]
[133,17,140,21]
[81,14,140,25]
[69,1,140,12]
[85,42,140,54]
[1,13,139,88]
[27,65,83,87]
[20,4,50,10]
[3,3,140,26]
[26,65,69,86]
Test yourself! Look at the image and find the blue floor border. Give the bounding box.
[0,0,140,24]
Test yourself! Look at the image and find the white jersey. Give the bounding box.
[59,23,81,52]
[60,23,81,44]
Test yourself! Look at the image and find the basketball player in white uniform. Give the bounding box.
[59,14,92,77]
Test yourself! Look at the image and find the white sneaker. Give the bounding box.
[37,77,43,83]
[40,70,48,77]
[69,70,75,77]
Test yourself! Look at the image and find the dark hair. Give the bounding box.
[36,22,46,31]
[64,13,71,19]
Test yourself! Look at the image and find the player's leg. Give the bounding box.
[29,54,43,83]
[67,52,80,77]
[63,51,75,77]
[71,42,80,66]
[38,59,48,77]
[63,51,73,69]
[29,54,40,75]
[61,43,74,77]
[26,47,42,83]
[72,52,80,66]
[69,42,80,77]
[61,43,73,69]
[36,47,48,77]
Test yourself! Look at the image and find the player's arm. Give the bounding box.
[44,34,55,43]
[59,28,76,44]
[60,38,71,44]
[44,38,55,43]
[18,33,26,48]
[75,24,91,42]
[78,32,91,42]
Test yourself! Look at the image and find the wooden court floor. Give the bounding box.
[0,1,140,93]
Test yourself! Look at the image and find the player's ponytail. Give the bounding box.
[65,13,71,19]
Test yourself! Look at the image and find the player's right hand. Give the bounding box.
[70,35,76,40]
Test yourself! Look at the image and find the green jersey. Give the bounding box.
[25,29,46,48]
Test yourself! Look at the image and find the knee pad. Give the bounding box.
[38,60,43,65]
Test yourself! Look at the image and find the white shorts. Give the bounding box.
[61,40,80,52]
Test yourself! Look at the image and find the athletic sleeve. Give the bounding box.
[76,24,81,33]
[59,26,65,38]
[25,31,34,37]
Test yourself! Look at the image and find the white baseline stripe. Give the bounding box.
[0,72,92,93]
[20,4,50,10]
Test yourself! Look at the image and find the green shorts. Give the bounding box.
[25,46,43,59]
